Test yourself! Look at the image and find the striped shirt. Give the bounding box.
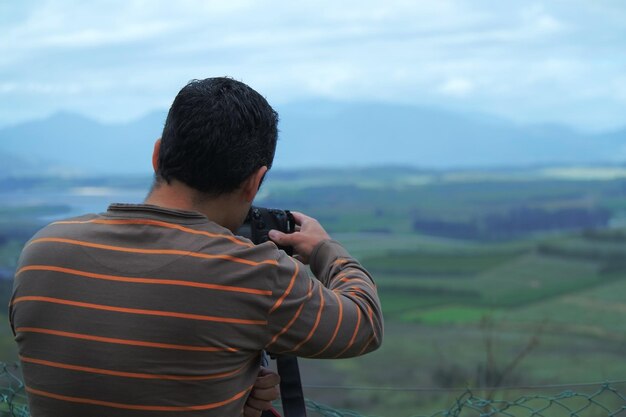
[9,203,383,417]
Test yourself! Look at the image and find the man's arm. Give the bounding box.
[266,212,383,358]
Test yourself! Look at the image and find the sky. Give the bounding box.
[1,0,626,133]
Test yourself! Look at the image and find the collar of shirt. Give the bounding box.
[105,203,209,225]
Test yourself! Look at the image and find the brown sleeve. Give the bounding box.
[264,240,383,358]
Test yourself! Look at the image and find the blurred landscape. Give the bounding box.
[4,1,626,415]
[2,162,626,415]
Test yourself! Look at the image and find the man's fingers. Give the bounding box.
[268,229,285,245]
[244,367,279,417]
[254,371,281,389]
[245,396,274,411]
[288,211,309,225]
[269,229,296,246]
[256,366,277,377]
[269,211,329,264]
[251,386,280,402]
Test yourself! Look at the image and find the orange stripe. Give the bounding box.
[269,257,299,313]
[334,304,362,358]
[12,296,266,325]
[287,284,325,353]
[16,327,236,352]
[357,334,375,356]
[337,276,376,292]
[267,301,305,347]
[349,306,362,347]
[366,304,380,345]
[333,258,349,267]
[267,280,314,347]
[53,218,254,247]
[337,286,369,297]
[340,290,381,346]
[310,291,343,358]
[25,384,251,411]
[19,355,248,381]
[17,265,272,296]
[28,238,278,267]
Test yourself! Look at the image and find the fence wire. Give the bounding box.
[0,363,28,417]
[1,363,625,417]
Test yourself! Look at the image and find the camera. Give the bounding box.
[237,206,296,255]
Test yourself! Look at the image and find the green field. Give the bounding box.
[2,166,626,416]
[293,226,626,415]
[294,232,626,415]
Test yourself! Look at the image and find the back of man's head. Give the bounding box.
[157,77,279,196]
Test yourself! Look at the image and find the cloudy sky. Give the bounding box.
[2,0,625,132]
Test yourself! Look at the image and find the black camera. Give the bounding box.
[237,206,296,255]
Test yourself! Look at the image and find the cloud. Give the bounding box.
[0,0,625,131]
[521,4,565,34]
[0,82,86,95]
[613,76,626,102]
[439,78,475,97]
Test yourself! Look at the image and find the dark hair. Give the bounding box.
[157,77,279,195]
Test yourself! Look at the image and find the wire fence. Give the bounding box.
[1,363,625,417]
[0,363,28,417]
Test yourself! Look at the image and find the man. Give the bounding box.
[10,77,383,416]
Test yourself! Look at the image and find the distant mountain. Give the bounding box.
[0,102,624,176]
[0,111,166,175]
[0,151,37,176]
[0,149,85,178]
[276,101,625,168]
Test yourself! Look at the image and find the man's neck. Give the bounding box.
[144,180,247,232]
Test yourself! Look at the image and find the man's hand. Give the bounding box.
[244,367,281,417]
[269,211,331,264]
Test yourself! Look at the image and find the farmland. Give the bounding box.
[1,165,626,415]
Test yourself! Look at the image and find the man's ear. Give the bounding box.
[152,139,162,172]
[242,166,268,203]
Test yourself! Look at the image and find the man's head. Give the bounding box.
[156,77,279,196]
